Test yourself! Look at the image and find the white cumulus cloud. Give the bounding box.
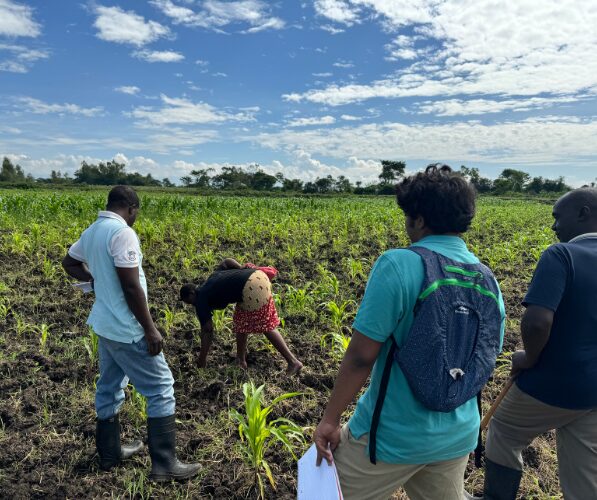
[115,85,141,95]
[18,97,104,117]
[287,115,336,127]
[133,50,184,63]
[131,94,255,125]
[151,0,285,33]
[0,0,41,37]
[0,43,48,73]
[94,6,170,46]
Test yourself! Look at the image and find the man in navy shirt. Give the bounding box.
[482,188,597,499]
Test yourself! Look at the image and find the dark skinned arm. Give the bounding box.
[511,304,553,377]
[197,319,215,368]
[314,330,382,465]
[218,258,243,270]
[62,253,93,283]
[115,266,163,356]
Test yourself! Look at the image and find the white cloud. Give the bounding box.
[332,60,353,68]
[133,49,184,63]
[415,96,583,116]
[131,94,254,125]
[94,6,169,46]
[254,116,597,166]
[287,115,336,127]
[314,0,360,26]
[0,0,41,37]
[115,85,141,95]
[288,1,597,110]
[320,24,344,34]
[0,43,48,73]
[313,72,333,77]
[18,97,103,117]
[341,114,361,121]
[151,0,285,33]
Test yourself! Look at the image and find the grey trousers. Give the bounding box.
[485,383,597,500]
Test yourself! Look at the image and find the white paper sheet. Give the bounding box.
[72,281,93,293]
[297,444,343,500]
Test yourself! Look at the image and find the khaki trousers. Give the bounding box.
[333,424,469,500]
[486,383,597,500]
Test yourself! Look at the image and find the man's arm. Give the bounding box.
[115,266,163,356]
[511,305,553,376]
[197,319,214,368]
[314,330,382,465]
[62,254,93,282]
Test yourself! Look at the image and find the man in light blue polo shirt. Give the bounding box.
[62,185,199,482]
[314,165,505,500]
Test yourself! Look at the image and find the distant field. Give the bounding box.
[0,190,560,499]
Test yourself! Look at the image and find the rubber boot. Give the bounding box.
[96,414,144,471]
[482,458,523,500]
[147,415,201,482]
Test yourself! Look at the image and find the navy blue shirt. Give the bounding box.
[517,236,597,409]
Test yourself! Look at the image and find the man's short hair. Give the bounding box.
[396,164,476,234]
[107,185,139,210]
[179,283,196,301]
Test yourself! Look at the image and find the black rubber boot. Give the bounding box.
[96,414,144,471]
[483,458,523,500]
[147,415,201,482]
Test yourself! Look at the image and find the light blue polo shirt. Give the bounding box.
[349,235,506,464]
[69,211,147,343]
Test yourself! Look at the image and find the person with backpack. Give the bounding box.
[313,164,506,500]
[480,188,597,500]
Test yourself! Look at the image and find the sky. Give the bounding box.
[1,0,596,185]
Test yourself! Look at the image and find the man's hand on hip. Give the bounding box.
[145,326,163,356]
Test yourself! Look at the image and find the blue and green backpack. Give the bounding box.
[369,246,502,464]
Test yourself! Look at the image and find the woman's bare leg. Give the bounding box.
[264,329,303,375]
[235,332,248,370]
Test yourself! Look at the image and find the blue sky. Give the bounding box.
[1,0,596,185]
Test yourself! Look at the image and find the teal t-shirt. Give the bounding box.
[349,235,505,464]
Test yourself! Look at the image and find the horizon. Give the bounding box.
[1,1,596,186]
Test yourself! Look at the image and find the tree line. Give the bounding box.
[1,156,585,195]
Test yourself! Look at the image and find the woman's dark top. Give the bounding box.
[194,268,256,326]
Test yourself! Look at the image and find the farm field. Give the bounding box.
[0,190,561,499]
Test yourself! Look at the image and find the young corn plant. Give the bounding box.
[34,323,53,351]
[324,300,356,330]
[129,386,148,428]
[320,330,352,360]
[158,305,185,336]
[82,328,99,364]
[230,382,304,499]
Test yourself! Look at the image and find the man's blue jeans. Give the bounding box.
[96,335,175,420]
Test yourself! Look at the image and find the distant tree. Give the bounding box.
[460,166,493,193]
[378,160,406,184]
[250,170,277,191]
[0,157,27,182]
[497,168,530,193]
[180,176,193,187]
[162,177,174,188]
[335,175,352,193]
[190,168,214,188]
[315,175,335,193]
[282,178,303,192]
[302,181,317,194]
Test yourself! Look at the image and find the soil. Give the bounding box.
[0,239,557,499]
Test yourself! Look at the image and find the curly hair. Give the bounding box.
[395,164,476,234]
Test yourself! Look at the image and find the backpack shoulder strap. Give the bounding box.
[369,336,397,464]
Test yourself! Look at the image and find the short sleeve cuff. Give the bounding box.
[68,241,85,262]
[522,296,558,312]
[352,321,388,343]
